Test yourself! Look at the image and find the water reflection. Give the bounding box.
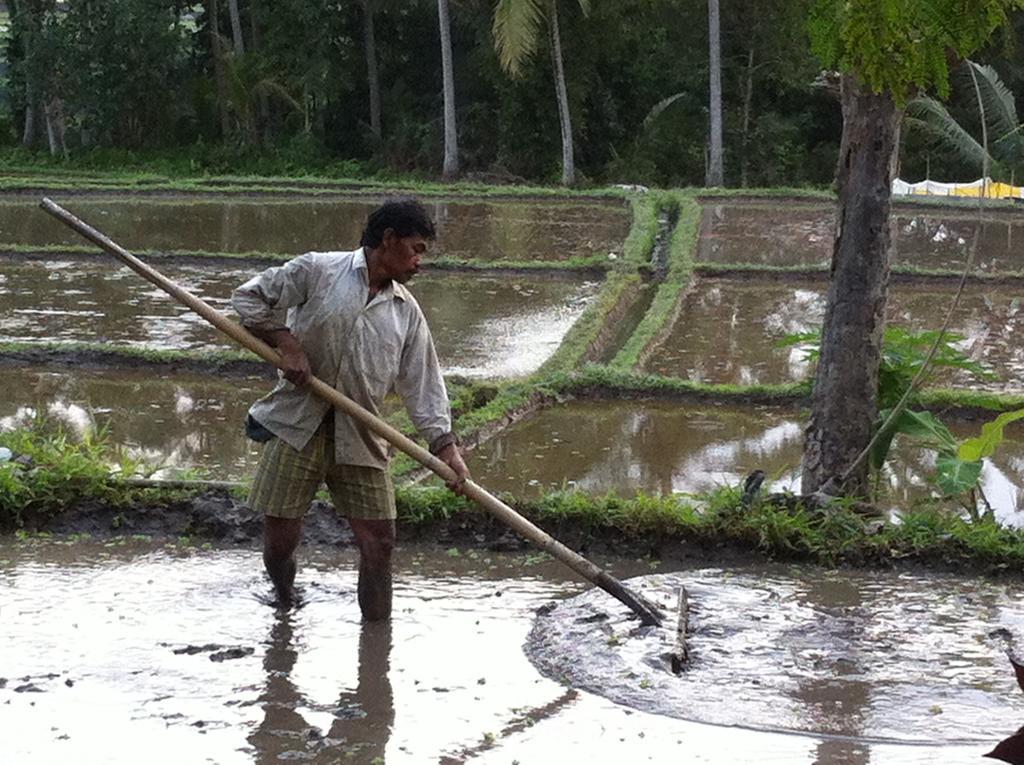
[698,201,1024,272]
[787,576,872,765]
[644,279,1024,392]
[0,369,266,479]
[471,400,1024,526]
[0,260,597,376]
[248,615,393,764]
[0,196,630,262]
[473,400,805,497]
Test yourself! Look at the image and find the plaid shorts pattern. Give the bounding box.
[248,418,396,521]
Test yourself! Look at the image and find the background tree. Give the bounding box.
[493,0,590,185]
[437,0,459,178]
[706,0,723,186]
[802,0,1022,496]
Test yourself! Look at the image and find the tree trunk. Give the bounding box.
[227,0,245,55]
[22,85,40,148]
[801,75,902,496]
[706,0,724,187]
[44,95,67,158]
[208,0,231,138]
[437,0,459,179]
[249,1,271,141]
[548,0,575,186]
[18,0,40,149]
[363,0,382,139]
[740,47,754,188]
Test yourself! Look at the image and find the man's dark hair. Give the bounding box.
[360,197,437,249]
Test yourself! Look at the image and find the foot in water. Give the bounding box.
[256,584,306,610]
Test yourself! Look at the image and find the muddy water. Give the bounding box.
[0,195,630,262]
[699,201,1024,272]
[1,541,1017,764]
[0,259,597,376]
[528,568,1024,759]
[643,279,1024,391]
[469,399,1024,527]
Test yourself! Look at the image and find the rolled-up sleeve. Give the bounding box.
[395,310,452,446]
[232,254,315,332]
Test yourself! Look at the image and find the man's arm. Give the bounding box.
[232,255,315,387]
[395,314,470,494]
[250,328,312,387]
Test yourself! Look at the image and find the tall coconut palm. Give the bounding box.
[227,0,245,55]
[493,0,590,186]
[437,0,459,179]
[706,0,723,186]
[363,0,382,139]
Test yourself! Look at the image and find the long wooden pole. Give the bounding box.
[40,197,662,627]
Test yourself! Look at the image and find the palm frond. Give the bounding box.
[963,60,1019,142]
[493,0,546,77]
[905,96,991,170]
[253,80,303,114]
[642,92,686,131]
[576,0,592,15]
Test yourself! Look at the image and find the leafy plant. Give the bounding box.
[780,325,995,408]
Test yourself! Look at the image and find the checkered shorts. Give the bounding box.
[248,418,396,521]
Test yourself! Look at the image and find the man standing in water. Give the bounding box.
[232,197,469,619]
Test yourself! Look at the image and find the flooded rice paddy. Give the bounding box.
[0,258,598,377]
[643,279,1024,391]
[699,200,1024,272]
[0,369,267,480]
[7,372,1020,525]
[3,540,1022,764]
[0,195,630,262]
[470,400,1024,526]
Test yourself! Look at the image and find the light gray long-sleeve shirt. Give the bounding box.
[231,247,452,469]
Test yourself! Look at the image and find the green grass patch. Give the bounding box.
[0,419,190,529]
[0,340,260,366]
[534,194,661,376]
[391,484,1024,571]
[611,191,700,371]
[695,260,1024,283]
[5,418,1024,574]
[550,364,811,401]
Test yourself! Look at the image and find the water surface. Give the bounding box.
[643,279,1024,391]
[699,200,1024,272]
[0,195,630,263]
[0,259,598,377]
[469,399,1024,526]
[1,540,1018,764]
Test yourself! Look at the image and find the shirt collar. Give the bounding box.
[355,246,406,302]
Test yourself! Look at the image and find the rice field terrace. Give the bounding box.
[4,179,1024,764]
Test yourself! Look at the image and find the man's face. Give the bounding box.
[381,230,428,284]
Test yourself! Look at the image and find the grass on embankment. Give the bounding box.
[4,420,1024,574]
[611,192,700,371]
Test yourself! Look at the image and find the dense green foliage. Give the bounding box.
[2,0,837,186]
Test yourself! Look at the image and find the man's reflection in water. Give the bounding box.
[249,612,394,764]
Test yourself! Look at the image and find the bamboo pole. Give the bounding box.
[40,197,663,627]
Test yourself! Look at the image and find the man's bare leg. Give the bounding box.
[348,518,396,621]
[264,516,303,606]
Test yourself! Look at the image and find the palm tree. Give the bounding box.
[363,0,382,140]
[706,0,723,186]
[905,61,1024,184]
[493,0,590,186]
[437,0,459,179]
